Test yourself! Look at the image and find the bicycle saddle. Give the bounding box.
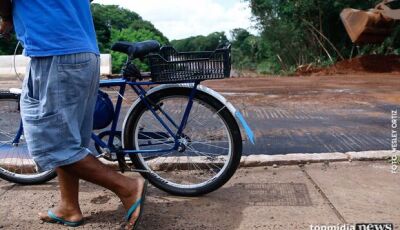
[111,40,161,58]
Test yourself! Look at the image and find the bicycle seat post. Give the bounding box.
[122,58,142,81]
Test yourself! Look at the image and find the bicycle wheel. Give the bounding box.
[0,90,56,184]
[124,87,242,196]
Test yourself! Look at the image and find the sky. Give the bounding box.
[93,0,257,40]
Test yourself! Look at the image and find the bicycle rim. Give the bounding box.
[0,95,53,182]
[132,95,234,189]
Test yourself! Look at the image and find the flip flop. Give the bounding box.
[45,210,84,227]
[125,180,148,230]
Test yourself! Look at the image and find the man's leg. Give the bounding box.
[43,155,145,227]
[34,54,143,227]
[39,168,83,222]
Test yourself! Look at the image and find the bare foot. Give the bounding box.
[119,177,145,230]
[38,206,83,224]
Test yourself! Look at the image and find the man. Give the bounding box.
[0,0,146,229]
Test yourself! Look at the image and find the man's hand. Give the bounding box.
[0,19,13,38]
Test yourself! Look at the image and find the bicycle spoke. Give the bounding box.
[0,96,50,180]
[132,94,233,189]
[186,147,224,167]
[191,140,230,144]
[138,130,174,148]
[191,141,229,150]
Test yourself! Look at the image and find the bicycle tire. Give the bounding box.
[0,90,56,185]
[124,87,242,196]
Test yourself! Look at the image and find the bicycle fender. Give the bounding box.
[125,84,255,145]
[9,88,22,95]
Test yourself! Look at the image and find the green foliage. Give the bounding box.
[91,4,169,73]
[110,28,167,73]
[171,32,229,51]
[91,4,168,48]
[230,28,259,71]
[0,4,168,73]
[169,1,400,75]
[0,35,18,55]
[1,2,399,76]
[239,0,399,74]
[92,4,141,31]
[359,25,400,56]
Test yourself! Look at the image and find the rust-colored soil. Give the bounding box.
[3,73,399,108]
[204,73,400,107]
[297,55,400,76]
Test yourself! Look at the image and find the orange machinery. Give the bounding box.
[341,0,400,44]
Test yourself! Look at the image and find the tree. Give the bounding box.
[0,4,169,74]
[110,28,168,73]
[0,35,18,55]
[90,4,169,73]
[245,0,385,73]
[230,28,259,72]
[171,32,229,51]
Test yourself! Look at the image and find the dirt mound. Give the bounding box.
[297,55,400,75]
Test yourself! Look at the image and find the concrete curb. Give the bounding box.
[345,150,396,161]
[1,151,397,171]
[240,150,398,167]
[240,152,348,167]
[98,150,399,170]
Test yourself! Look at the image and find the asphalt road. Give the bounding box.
[1,74,399,156]
[240,101,393,155]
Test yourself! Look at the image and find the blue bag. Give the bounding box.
[93,91,114,130]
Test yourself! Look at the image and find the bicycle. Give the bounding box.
[0,40,255,196]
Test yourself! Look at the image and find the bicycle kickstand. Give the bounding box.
[116,152,150,174]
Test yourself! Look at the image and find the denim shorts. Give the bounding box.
[20,53,100,172]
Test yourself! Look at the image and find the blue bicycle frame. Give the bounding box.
[13,72,255,163]
[13,74,257,159]
[91,77,202,157]
[12,74,257,161]
[12,76,201,159]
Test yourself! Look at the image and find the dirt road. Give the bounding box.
[205,74,400,106]
[1,73,399,155]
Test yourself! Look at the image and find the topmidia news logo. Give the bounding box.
[356,223,394,230]
[310,223,394,230]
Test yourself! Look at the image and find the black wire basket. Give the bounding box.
[147,44,231,83]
